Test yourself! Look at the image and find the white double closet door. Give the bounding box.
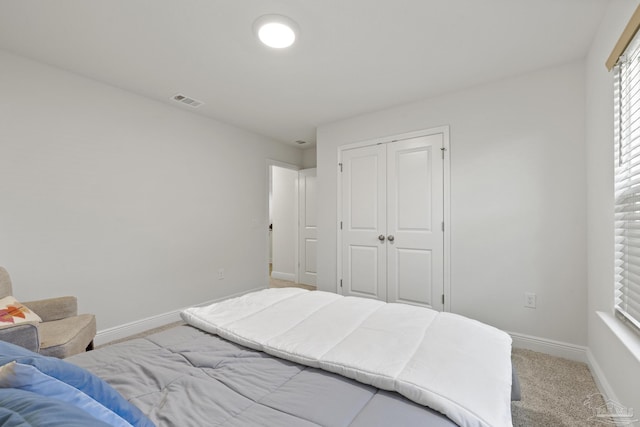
[339,132,446,310]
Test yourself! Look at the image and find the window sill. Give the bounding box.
[597,311,640,364]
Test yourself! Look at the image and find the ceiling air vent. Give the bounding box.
[171,93,204,108]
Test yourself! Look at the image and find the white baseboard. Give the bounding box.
[270,271,296,282]
[94,286,266,346]
[586,348,620,404]
[509,331,588,363]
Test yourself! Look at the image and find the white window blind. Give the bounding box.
[614,34,640,331]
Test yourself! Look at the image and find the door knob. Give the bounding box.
[387,235,395,242]
[378,235,386,241]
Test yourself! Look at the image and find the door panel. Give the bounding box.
[396,248,432,305]
[349,155,381,230]
[397,148,431,231]
[298,168,317,285]
[341,145,386,301]
[304,238,317,275]
[349,245,381,297]
[386,134,444,309]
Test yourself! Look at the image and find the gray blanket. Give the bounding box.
[69,325,457,426]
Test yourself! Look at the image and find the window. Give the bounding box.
[614,31,640,331]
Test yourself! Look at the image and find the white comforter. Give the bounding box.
[181,288,513,427]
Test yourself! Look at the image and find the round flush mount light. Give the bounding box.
[253,14,299,49]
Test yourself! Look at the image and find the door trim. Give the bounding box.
[266,159,300,285]
[336,126,451,311]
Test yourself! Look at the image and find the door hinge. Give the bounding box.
[441,147,446,159]
[339,162,343,172]
[442,294,445,305]
[441,221,444,232]
[340,221,343,230]
[340,279,343,288]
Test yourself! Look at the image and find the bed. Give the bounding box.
[70,324,464,426]
[2,288,519,427]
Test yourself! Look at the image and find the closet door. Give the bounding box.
[339,129,447,309]
[340,144,387,301]
[386,134,444,309]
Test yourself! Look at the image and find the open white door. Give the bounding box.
[298,168,317,286]
[270,165,298,283]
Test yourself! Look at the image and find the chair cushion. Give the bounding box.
[38,314,96,359]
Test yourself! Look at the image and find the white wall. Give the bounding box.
[0,50,303,331]
[585,0,640,411]
[317,61,587,346]
[302,146,317,169]
[271,166,298,281]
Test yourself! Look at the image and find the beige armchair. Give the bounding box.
[0,267,96,358]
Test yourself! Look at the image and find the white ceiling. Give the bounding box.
[0,0,609,146]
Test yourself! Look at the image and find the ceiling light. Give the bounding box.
[254,15,298,49]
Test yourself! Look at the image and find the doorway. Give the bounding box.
[267,162,317,290]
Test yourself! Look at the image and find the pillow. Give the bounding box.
[0,340,155,427]
[0,388,114,427]
[0,361,133,427]
[0,296,41,325]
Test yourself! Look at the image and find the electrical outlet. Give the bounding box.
[218,268,224,280]
[524,292,536,309]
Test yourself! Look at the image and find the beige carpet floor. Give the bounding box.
[511,348,610,426]
[99,283,609,426]
[269,277,316,290]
